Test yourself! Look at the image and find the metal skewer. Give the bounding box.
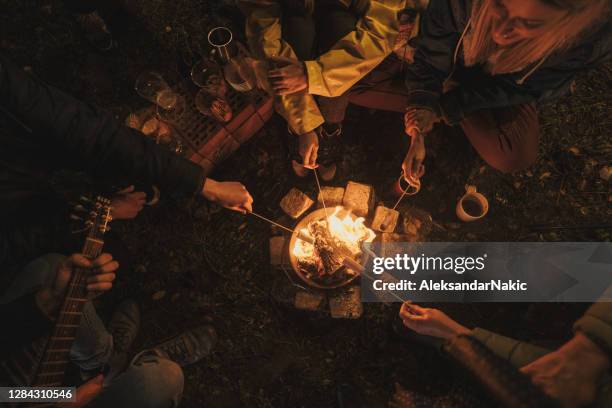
[249,210,315,244]
[312,167,328,216]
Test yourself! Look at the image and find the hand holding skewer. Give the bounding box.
[202,178,253,213]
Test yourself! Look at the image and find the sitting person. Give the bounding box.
[399,293,612,407]
[238,0,411,180]
[0,52,253,275]
[354,0,611,183]
[0,253,216,407]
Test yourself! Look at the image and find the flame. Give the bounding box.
[292,206,376,260]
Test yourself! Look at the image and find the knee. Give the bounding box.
[132,357,184,407]
[488,146,538,173]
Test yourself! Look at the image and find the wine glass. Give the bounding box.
[194,89,232,123]
[191,58,227,97]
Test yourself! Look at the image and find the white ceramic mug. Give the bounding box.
[456,185,489,222]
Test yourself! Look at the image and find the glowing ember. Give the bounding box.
[292,207,375,285]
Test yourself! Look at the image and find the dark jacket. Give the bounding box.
[0,53,206,273]
[405,0,612,124]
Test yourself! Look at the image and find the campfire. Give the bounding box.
[291,207,376,288]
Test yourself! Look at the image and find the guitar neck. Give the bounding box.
[34,236,105,387]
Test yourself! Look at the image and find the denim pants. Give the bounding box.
[0,254,184,407]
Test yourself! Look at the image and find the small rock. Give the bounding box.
[371,205,399,233]
[294,290,326,311]
[280,188,314,219]
[269,236,287,267]
[343,181,375,217]
[317,186,345,209]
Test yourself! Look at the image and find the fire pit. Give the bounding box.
[289,207,376,289]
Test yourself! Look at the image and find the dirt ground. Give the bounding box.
[2,1,611,407]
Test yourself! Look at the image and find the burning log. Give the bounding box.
[292,207,376,287]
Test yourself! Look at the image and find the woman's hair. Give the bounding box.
[463,0,610,76]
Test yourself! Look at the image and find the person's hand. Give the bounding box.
[402,131,426,184]
[268,56,308,95]
[202,178,253,214]
[404,108,439,136]
[521,333,610,408]
[399,302,470,340]
[111,185,146,220]
[36,253,119,318]
[298,130,319,169]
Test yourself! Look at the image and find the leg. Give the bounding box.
[460,103,540,173]
[314,6,359,125]
[281,9,316,61]
[347,54,410,113]
[0,254,113,372]
[89,351,184,408]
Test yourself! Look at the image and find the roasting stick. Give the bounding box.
[312,168,328,216]
[249,210,315,244]
[342,258,408,303]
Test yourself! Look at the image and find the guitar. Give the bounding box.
[0,196,112,407]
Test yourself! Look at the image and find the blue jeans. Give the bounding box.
[1,254,184,407]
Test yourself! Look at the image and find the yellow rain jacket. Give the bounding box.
[239,0,408,134]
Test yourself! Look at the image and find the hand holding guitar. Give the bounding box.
[36,253,119,318]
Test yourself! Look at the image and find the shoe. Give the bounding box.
[317,124,342,181]
[108,299,140,354]
[76,11,114,51]
[106,299,140,379]
[150,325,217,367]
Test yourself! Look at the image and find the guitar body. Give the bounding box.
[0,196,111,408]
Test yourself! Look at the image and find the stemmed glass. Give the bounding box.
[135,71,186,124]
[191,58,232,122]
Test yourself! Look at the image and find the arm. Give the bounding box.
[439,52,598,125]
[403,0,462,114]
[0,54,205,199]
[238,0,324,134]
[304,0,405,97]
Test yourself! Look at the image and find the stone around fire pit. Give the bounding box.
[371,205,399,233]
[280,188,314,219]
[317,187,345,209]
[342,182,374,217]
[401,206,433,240]
[294,290,326,311]
[269,236,288,268]
[329,286,362,319]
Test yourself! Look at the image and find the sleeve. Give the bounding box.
[238,0,324,134]
[0,53,206,199]
[403,0,461,114]
[0,187,74,270]
[439,49,596,124]
[304,0,405,97]
[470,328,551,368]
[573,286,612,358]
[0,291,53,359]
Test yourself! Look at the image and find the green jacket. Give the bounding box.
[472,286,612,407]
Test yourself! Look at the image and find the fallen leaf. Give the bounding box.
[152,290,166,301]
[568,146,580,155]
[539,171,551,181]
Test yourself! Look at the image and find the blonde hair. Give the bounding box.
[463,0,610,76]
